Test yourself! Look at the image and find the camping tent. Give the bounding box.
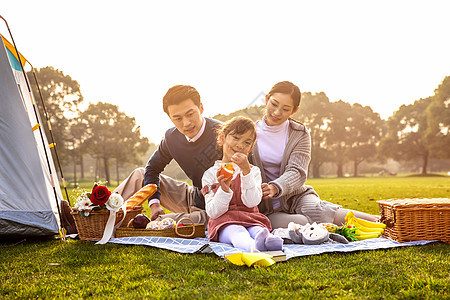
[0,34,63,237]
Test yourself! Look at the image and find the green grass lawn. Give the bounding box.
[1,176,449,299]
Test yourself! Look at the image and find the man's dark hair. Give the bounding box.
[163,85,201,115]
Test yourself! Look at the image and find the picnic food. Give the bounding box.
[345,211,386,229]
[320,223,338,233]
[345,211,385,240]
[131,214,150,229]
[219,163,234,180]
[320,222,358,242]
[125,184,157,210]
[146,220,160,229]
[335,224,359,242]
[145,217,177,230]
[158,218,176,229]
[354,229,381,240]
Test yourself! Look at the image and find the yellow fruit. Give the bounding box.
[345,211,386,230]
[220,163,234,180]
[357,218,386,229]
[347,218,384,234]
[355,229,381,240]
[320,223,338,233]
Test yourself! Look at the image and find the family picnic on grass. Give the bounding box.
[114,81,380,252]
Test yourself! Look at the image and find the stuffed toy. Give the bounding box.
[288,222,349,245]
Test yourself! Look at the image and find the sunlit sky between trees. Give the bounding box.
[2,1,450,143]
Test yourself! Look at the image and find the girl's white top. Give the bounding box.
[202,161,262,219]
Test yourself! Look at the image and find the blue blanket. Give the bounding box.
[108,236,437,259]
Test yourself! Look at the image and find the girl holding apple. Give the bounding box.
[202,116,283,252]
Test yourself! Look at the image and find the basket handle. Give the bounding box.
[127,218,134,228]
[379,208,395,228]
[175,217,195,238]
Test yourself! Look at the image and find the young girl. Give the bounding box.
[202,116,283,252]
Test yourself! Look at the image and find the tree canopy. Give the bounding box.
[29,67,84,160]
[426,76,450,159]
[379,97,432,174]
[30,66,449,181]
[81,102,150,184]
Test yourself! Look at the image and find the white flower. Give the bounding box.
[74,195,93,212]
[106,193,124,211]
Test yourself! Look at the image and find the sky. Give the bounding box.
[2,1,449,144]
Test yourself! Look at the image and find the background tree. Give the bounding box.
[67,119,88,186]
[214,105,265,123]
[379,97,432,174]
[29,66,84,161]
[81,102,150,184]
[345,103,385,176]
[293,92,332,178]
[326,100,352,177]
[426,76,450,159]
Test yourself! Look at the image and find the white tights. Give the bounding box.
[218,224,283,252]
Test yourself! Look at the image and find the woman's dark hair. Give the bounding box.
[267,81,301,110]
[217,116,257,146]
[163,85,201,114]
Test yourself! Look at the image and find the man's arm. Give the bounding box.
[145,136,173,220]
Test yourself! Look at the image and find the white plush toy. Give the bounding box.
[288,222,349,245]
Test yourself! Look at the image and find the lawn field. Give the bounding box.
[1,176,449,299]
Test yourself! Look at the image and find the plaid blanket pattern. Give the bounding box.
[108,235,436,259]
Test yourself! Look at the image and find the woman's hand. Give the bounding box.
[261,183,278,199]
[230,153,251,175]
[216,169,232,193]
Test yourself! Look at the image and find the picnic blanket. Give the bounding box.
[108,235,437,260]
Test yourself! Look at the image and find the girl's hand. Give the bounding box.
[216,169,232,193]
[230,153,251,175]
[261,183,278,199]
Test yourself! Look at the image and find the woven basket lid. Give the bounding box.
[376,198,450,208]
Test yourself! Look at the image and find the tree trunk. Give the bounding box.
[421,152,428,175]
[103,157,110,185]
[312,163,321,178]
[353,160,358,177]
[80,154,84,179]
[73,155,77,187]
[116,158,119,186]
[95,158,99,182]
[337,163,344,177]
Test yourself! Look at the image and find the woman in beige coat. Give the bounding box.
[249,81,379,228]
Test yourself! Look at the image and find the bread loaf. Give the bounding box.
[125,184,157,210]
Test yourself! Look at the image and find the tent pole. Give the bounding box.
[30,68,71,203]
[0,15,66,236]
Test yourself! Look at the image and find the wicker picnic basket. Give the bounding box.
[377,198,450,243]
[115,217,206,239]
[71,206,143,241]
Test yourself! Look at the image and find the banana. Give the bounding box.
[355,229,381,240]
[356,227,383,235]
[347,219,384,234]
[346,218,384,234]
[354,217,386,229]
[345,211,386,229]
